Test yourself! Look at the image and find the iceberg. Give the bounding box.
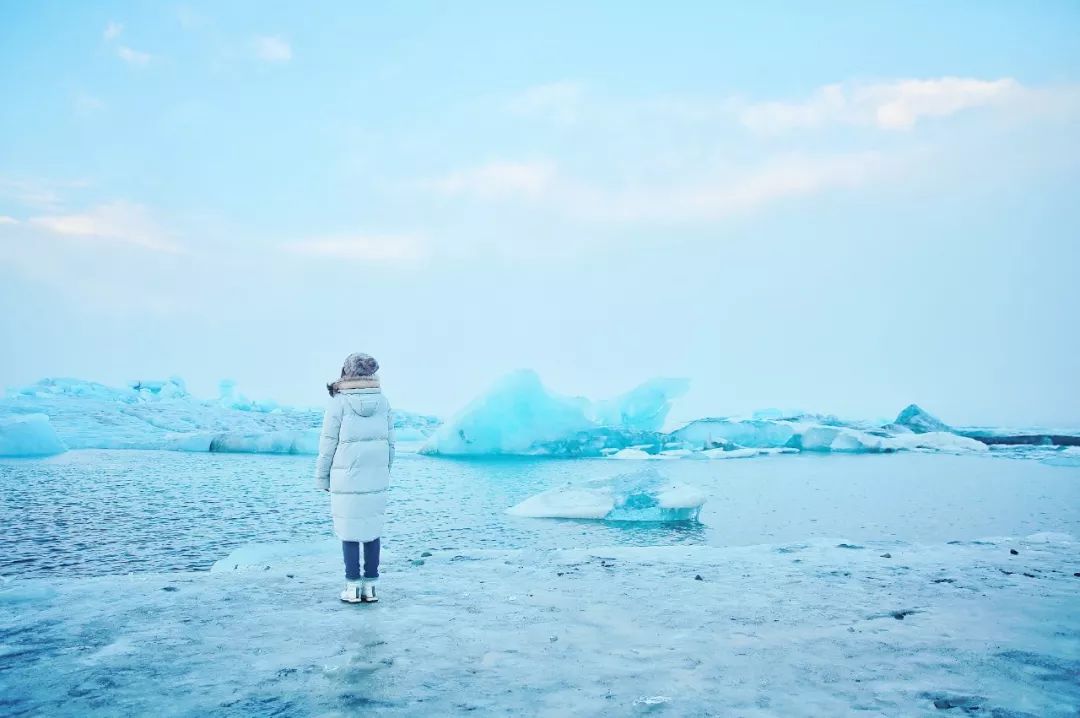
[0,414,67,457]
[793,426,894,453]
[592,378,690,431]
[3,373,1067,461]
[894,404,951,434]
[888,431,988,453]
[670,418,800,449]
[1,377,439,456]
[420,370,686,457]
[507,469,705,521]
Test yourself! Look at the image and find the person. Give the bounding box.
[315,352,395,603]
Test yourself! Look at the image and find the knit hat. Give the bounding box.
[327,353,380,396]
[341,352,379,379]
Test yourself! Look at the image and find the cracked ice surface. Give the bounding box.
[2,537,1078,716]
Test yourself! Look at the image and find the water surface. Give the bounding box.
[1,450,1076,579]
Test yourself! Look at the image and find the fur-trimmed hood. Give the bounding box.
[327,375,380,397]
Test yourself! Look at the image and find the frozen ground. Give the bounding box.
[1,536,1077,716]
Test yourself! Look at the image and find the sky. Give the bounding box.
[1,1,1079,427]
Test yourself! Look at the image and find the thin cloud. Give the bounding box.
[507,81,585,124]
[740,77,1021,132]
[74,92,105,115]
[0,177,86,211]
[29,201,182,253]
[426,161,556,200]
[103,21,123,41]
[116,46,152,65]
[424,153,888,224]
[572,152,887,222]
[0,215,18,225]
[252,36,292,63]
[283,235,425,262]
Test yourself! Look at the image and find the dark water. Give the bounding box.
[1,449,1077,579]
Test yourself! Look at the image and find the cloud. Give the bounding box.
[740,77,1021,132]
[0,215,17,225]
[0,177,86,211]
[252,36,292,63]
[507,81,585,124]
[116,45,152,65]
[282,235,425,262]
[175,6,209,30]
[74,92,105,115]
[28,202,182,253]
[426,161,556,200]
[424,153,888,224]
[103,21,123,41]
[577,152,886,222]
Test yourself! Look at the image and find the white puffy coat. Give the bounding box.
[315,387,395,542]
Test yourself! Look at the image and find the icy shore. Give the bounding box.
[2,535,1077,716]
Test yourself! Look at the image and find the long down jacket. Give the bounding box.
[315,387,395,542]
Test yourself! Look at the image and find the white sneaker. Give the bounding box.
[361,581,378,603]
[340,582,362,603]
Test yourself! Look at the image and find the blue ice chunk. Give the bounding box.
[421,370,593,456]
[507,468,705,522]
[670,418,800,449]
[592,378,689,431]
[0,377,439,455]
[894,404,951,434]
[421,370,688,456]
[0,414,67,457]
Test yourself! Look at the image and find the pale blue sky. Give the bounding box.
[2,1,1078,426]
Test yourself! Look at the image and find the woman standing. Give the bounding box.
[315,353,395,603]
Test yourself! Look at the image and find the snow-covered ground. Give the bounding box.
[2,535,1077,716]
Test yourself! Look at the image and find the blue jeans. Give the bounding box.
[342,539,380,582]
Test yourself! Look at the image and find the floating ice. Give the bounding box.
[670,416,990,456]
[793,426,894,453]
[4,375,1071,461]
[894,404,951,434]
[1,377,438,456]
[691,447,799,459]
[507,468,705,522]
[888,431,988,453]
[592,378,690,431]
[0,414,67,457]
[421,370,686,457]
[670,418,801,449]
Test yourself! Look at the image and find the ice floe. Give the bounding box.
[507,468,705,521]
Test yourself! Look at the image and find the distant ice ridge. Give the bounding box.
[673,418,987,455]
[0,414,67,457]
[507,469,705,522]
[420,370,688,457]
[3,375,1071,462]
[421,374,994,459]
[1,377,439,456]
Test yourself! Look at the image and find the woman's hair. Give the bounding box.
[327,353,380,396]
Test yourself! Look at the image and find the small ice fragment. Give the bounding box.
[507,469,705,522]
